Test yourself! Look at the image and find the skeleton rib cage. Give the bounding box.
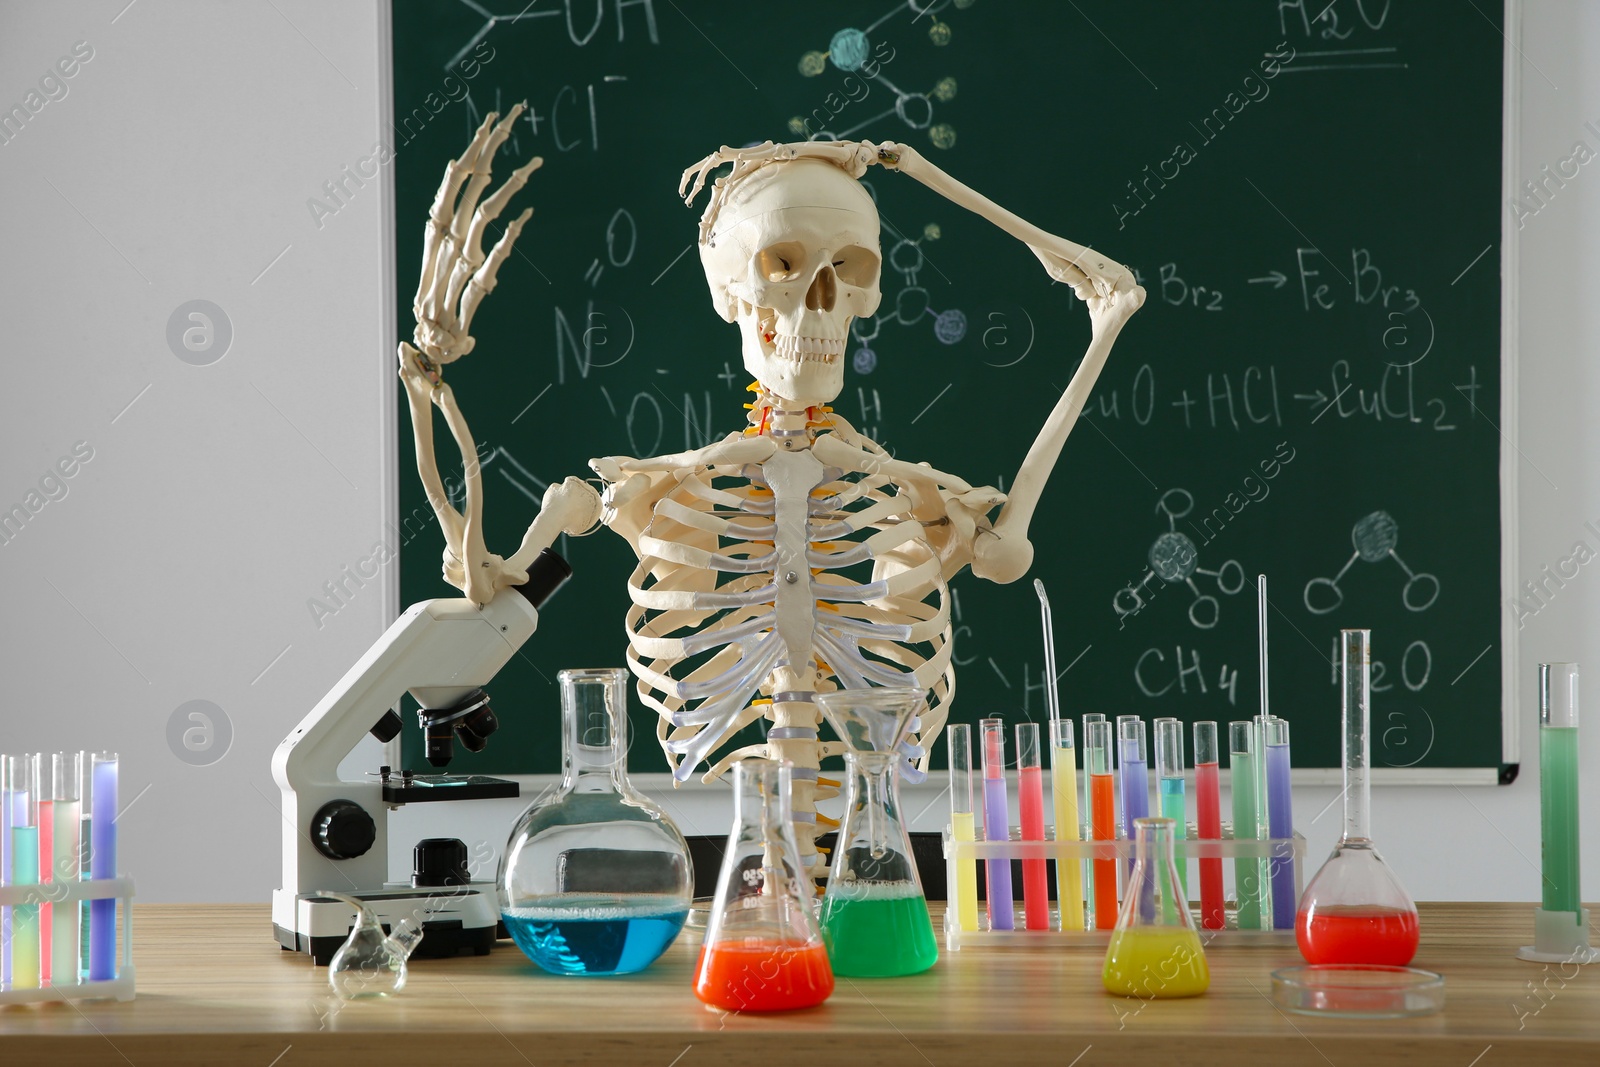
[620,420,954,864]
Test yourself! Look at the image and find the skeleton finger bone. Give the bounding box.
[455,207,534,347]
[415,112,495,321]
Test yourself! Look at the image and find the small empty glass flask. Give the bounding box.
[325,893,424,999]
[695,759,833,1012]
[1296,630,1420,966]
[1102,817,1210,999]
[498,668,693,976]
[815,688,938,976]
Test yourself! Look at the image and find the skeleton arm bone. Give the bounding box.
[972,294,1139,583]
[870,141,1146,583]
[398,345,466,562]
[873,141,1140,299]
[401,106,602,604]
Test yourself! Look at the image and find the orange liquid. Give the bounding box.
[1090,773,1118,929]
[694,941,834,1012]
[1296,905,1419,966]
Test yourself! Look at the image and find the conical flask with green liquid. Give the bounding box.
[816,688,939,977]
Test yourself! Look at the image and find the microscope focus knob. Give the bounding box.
[311,799,376,861]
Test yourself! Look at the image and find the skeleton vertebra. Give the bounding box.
[402,119,1146,876]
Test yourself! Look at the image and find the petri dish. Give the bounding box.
[1271,964,1445,1018]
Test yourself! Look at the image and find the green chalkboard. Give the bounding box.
[393,1,1508,779]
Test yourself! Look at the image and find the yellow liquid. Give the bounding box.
[951,811,980,932]
[1102,928,1210,998]
[1051,751,1084,932]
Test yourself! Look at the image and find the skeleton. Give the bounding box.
[400,107,1146,876]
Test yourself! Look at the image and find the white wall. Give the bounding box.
[4,1,1597,906]
[0,0,395,901]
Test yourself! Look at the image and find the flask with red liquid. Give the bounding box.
[1295,629,1420,965]
[694,759,833,1012]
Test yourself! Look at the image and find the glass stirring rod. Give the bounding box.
[1035,579,1084,931]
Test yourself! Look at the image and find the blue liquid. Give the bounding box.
[1119,743,1149,875]
[1265,741,1296,930]
[503,897,687,975]
[90,758,117,981]
[982,775,1014,930]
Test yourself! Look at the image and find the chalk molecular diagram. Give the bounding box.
[791,2,966,149]
[1303,510,1440,615]
[1115,489,1247,630]
[848,223,968,374]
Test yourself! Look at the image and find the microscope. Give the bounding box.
[271,549,570,964]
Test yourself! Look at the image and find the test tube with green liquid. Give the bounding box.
[1539,664,1580,914]
[947,724,980,932]
[7,754,41,989]
[1050,718,1085,932]
[1155,719,1188,905]
[1229,721,1265,929]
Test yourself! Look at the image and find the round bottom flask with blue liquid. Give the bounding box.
[497,668,693,975]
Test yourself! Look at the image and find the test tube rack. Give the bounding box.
[0,877,136,1003]
[942,829,1305,949]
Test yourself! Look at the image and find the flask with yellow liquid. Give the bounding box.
[1103,816,1210,999]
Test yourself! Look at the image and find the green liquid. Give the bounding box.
[11,826,41,988]
[820,885,938,977]
[1541,725,1581,913]
[1230,748,1263,930]
[1159,776,1188,902]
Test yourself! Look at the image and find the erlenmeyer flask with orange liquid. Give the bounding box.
[694,759,833,1012]
[1295,629,1420,966]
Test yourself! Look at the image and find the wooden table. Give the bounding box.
[0,903,1594,1065]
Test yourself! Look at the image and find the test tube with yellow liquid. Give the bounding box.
[947,724,980,932]
[1050,718,1084,932]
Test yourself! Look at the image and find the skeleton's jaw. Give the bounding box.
[738,306,848,408]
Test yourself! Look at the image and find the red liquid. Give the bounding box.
[1018,766,1050,930]
[1194,761,1224,930]
[1090,772,1118,930]
[1295,905,1420,966]
[694,942,834,1012]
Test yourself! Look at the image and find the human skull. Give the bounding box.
[698,158,882,406]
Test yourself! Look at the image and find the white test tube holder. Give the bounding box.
[0,877,136,1003]
[942,829,1305,950]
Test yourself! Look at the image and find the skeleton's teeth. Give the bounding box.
[772,335,842,364]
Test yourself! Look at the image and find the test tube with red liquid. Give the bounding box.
[1193,721,1225,930]
[1015,722,1049,930]
[1086,720,1118,930]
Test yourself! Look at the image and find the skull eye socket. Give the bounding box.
[756,243,806,283]
[832,245,880,289]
